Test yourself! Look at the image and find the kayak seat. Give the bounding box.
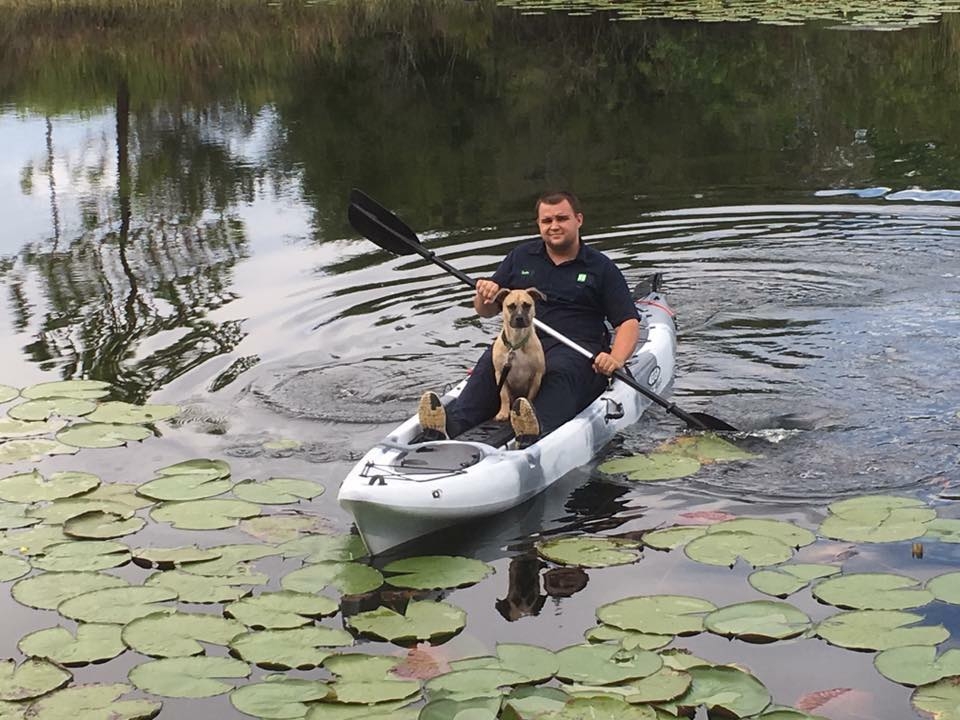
[398,443,483,475]
[456,419,515,448]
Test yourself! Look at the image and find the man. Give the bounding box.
[419,190,640,447]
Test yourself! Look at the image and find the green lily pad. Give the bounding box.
[278,533,368,563]
[659,649,713,671]
[328,678,421,704]
[0,470,99,503]
[136,473,233,502]
[533,696,659,719]
[0,555,29,582]
[584,625,672,651]
[281,561,384,595]
[155,458,230,478]
[229,626,354,670]
[178,544,279,576]
[22,380,112,401]
[56,423,151,449]
[641,526,706,550]
[597,595,716,636]
[78,483,155,511]
[230,677,330,719]
[816,609,949,650]
[131,546,223,569]
[128,656,250,698]
[875,645,960,686]
[305,699,416,719]
[347,600,466,646]
[675,665,770,717]
[150,498,260,529]
[556,644,661,685]
[812,572,933,610]
[819,495,936,543]
[63,510,146,540]
[0,418,66,439]
[422,696,504,720]
[704,600,811,642]
[564,666,691,704]
[0,386,17,404]
[597,453,701,482]
[24,683,161,720]
[450,644,559,684]
[748,564,841,597]
[57,585,177,624]
[925,571,960,604]
[537,537,642,568]
[232,477,323,504]
[0,504,42,531]
[7,398,96,422]
[224,591,338,629]
[912,675,960,718]
[31,540,131,572]
[145,568,265,603]
[0,525,70,554]
[0,659,71,701]
[18,624,125,666]
[685,530,794,567]
[923,518,960,543]
[707,518,816,547]
[424,667,528,702]
[383,555,494,589]
[86,402,179,425]
[240,514,329,543]
[323,653,402,680]
[27,496,136,526]
[665,433,758,462]
[0,439,77,464]
[12,571,129,610]
[122,612,246,657]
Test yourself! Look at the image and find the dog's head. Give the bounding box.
[495,288,546,329]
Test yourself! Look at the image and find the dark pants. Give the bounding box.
[444,342,609,438]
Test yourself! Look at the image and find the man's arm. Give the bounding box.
[593,318,640,376]
[473,278,501,317]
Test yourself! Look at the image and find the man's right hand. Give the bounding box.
[474,278,501,317]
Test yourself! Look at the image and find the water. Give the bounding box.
[2,3,960,718]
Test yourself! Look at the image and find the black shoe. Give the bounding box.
[418,391,447,441]
[510,397,540,449]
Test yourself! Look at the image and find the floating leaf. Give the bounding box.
[0,470,99,503]
[641,526,706,550]
[451,644,558,685]
[229,627,354,669]
[24,683,161,720]
[155,458,230,478]
[122,612,246,657]
[0,439,77,464]
[347,600,466,646]
[145,568,265,604]
[704,600,811,642]
[662,433,759,463]
[131,546,222,569]
[565,666,691,705]
[0,659,71,701]
[597,453,701,482]
[58,585,177,624]
[0,556,30,582]
[534,696,658,719]
[0,418,67,439]
[812,572,933,610]
[22,380,112,401]
[816,609,948,650]
[675,665,770,717]
[18,624,125,666]
[912,676,960,718]
[556,644,661,685]
[324,653,401,680]
[422,696,504,720]
[819,495,936,543]
[923,518,960,543]
[305,699,416,719]
[230,677,330,719]
[0,386,17,403]
[7,398,96,422]
[31,540,131,572]
[0,525,69,554]
[78,483,154,511]
[128,656,250,698]
[281,561,384,595]
[27,496,135,526]
[63,510,146,540]
[328,678,420,704]
[748,564,841,597]
[86,402,179,425]
[707,518,816,548]
[659,649,713,670]
[926,571,960,604]
[0,504,42,531]
[136,473,233,502]
[383,555,494,589]
[424,667,527,702]
[232,477,323,504]
[12,571,128,611]
[56,423,151,449]
[874,645,960,686]
[240,514,331,544]
[685,530,794,567]
[597,595,716,636]
[537,537,642,568]
[584,625,672,651]
[150,499,260,530]
[178,544,278,576]
[224,591,338,629]
[278,533,368,563]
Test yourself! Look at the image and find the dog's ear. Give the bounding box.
[494,288,511,306]
[527,287,547,303]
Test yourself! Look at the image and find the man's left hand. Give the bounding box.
[592,352,622,376]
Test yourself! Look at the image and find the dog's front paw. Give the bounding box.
[494,410,509,421]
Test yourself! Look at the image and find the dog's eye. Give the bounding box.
[506,303,516,311]
[522,302,532,310]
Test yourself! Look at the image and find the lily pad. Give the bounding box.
[923,518,960,543]
[748,564,841,597]
[450,644,559,684]
[305,699,417,719]
[0,418,66,439]
[812,572,933,610]
[224,591,338,629]
[818,495,936,543]
[422,696,505,720]
[424,667,528,702]
[0,525,70,554]
[0,439,77,464]
[18,624,125,666]
[27,496,136,526]
[145,568,265,603]
[597,595,716,635]
[229,627,354,669]
[383,555,494,589]
[86,402,179,425]
[230,677,331,719]
[328,678,421,704]
[704,600,811,642]
[22,380,112,401]
[532,696,659,719]
[707,518,816,547]
[31,540,131,572]
[685,530,794,567]
[128,656,250,698]
[584,625,672,651]
[78,483,154,511]
[7,398,96,422]
[597,453,701,482]
[57,585,177,624]
[664,433,758,462]
[24,683,161,720]
[555,644,661,685]
[0,556,30,582]
[815,609,949,650]
[240,514,329,543]
[912,675,960,718]
[565,666,691,705]
[122,612,246,657]
[641,526,707,550]
[136,473,233,502]
[0,504,42,531]
[0,386,17,404]
[56,423,152,449]
[324,654,402,680]
[278,533,368,563]
[926,571,960,604]
[0,659,71,701]
[150,499,260,530]
[0,470,99,503]
[281,561,384,596]
[232,477,323,504]
[347,600,466,645]
[131,546,223,569]
[537,537,642,568]
[63,511,146,540]
[875,645,960,686]
[675,665,770,717]
[12,571,129,610]
[155,458,230,478]
[178,544,279,576]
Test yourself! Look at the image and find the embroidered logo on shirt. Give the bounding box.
[521,270,531,276]
[577,273,587,282]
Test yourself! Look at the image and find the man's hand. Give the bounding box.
[592,351,623,376]
[474,279,501,317]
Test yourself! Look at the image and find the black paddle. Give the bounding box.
[347,188,738,432]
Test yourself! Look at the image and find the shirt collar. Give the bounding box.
[528,238,588,263]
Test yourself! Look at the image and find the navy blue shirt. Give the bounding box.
[491,239,638,354]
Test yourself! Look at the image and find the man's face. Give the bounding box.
[537,199,583,256]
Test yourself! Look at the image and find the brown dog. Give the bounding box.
[492,288,546,421]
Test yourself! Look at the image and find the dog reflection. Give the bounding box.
[495,552,590,621]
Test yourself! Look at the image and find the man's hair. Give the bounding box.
[535,190,582,216]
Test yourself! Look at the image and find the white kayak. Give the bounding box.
[338,277,677,555]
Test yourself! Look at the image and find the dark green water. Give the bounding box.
[1,2,960,718]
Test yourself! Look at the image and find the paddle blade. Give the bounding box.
[348,188,421,256]
[688,412,738,432]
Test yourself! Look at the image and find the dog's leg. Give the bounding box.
[495,383,512,421]
[527,375,542,402]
